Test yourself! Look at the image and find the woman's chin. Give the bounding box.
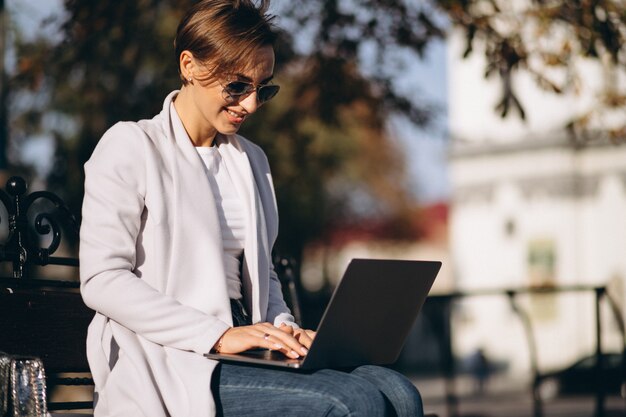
[218,126,241,136]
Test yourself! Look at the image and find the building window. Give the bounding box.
[527,238,557,320]
[504,218,516,237]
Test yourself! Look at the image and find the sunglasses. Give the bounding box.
[222,81,280,104]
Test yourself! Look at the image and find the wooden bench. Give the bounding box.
[0,280,94,415]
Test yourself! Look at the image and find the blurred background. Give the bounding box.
[3,0,626,416]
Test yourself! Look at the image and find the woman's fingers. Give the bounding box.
[217,323,306,358]
[277,323,316,350]
[258,323,308,357]
[256,330,301,358]
[292,328,314,349]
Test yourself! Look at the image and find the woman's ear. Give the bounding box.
[179,50,195,81]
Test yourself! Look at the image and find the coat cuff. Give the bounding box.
[193,319,231,355]
[273,313,299,329]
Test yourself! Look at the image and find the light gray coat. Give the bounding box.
[80,91,295,417]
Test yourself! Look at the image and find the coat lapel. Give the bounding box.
[157,92,230,313]
[219,137,271,322]
[155,91,271,322]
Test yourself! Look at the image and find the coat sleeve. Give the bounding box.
[268,264,299,328]
[79,123,229,354]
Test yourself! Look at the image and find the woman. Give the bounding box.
[79,1,425,416]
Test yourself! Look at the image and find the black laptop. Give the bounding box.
[205,258,441,370]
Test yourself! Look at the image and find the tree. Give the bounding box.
[9,0,444,262]
[437,0,626,142]
[8,0,626,262]
[11,0,190,214]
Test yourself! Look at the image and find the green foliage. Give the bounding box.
[12,0,192,213]
[241,62,414,255]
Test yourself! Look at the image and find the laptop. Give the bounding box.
[205,258,441,370]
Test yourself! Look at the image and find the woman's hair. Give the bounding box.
[174,0,277,85]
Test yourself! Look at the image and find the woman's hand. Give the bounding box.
[278,323,316,349]
[213,322,310,358]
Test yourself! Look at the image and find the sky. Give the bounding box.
[393,40,449,203]
[8,0,450,204]
[7,0,65,176]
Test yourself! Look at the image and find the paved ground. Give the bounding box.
[422,394,625,417]
[411,375,626,417]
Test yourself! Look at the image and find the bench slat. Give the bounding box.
[0,289,93,373]
[48,401,94,411]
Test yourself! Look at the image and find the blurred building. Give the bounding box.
[447,24,626,378]
[300,203,452,295]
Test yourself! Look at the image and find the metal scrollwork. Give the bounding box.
[0,176,79,278]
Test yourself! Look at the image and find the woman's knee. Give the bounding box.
[316,370,388,416]
[325,384,387,416]
[350,366,424,417]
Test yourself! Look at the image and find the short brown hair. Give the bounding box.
[174,0,277,85]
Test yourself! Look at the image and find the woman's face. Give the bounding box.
[187,45,276,140]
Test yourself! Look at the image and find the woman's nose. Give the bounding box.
[239,92,260,114]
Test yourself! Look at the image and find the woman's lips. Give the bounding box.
[225,109,245,124]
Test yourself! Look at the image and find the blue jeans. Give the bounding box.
[211,363,424,416]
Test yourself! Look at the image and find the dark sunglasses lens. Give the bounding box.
[258,85,280,103]
[225,81,253,96]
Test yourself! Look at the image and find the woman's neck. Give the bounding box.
[173,87,217,147]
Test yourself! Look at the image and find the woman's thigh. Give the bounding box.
[212,363,390,416]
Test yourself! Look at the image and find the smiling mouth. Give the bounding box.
[225,109,246,124]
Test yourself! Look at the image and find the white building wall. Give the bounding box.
[451,149,626,372]
[448,25,626,376]
[447,29,604,144]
